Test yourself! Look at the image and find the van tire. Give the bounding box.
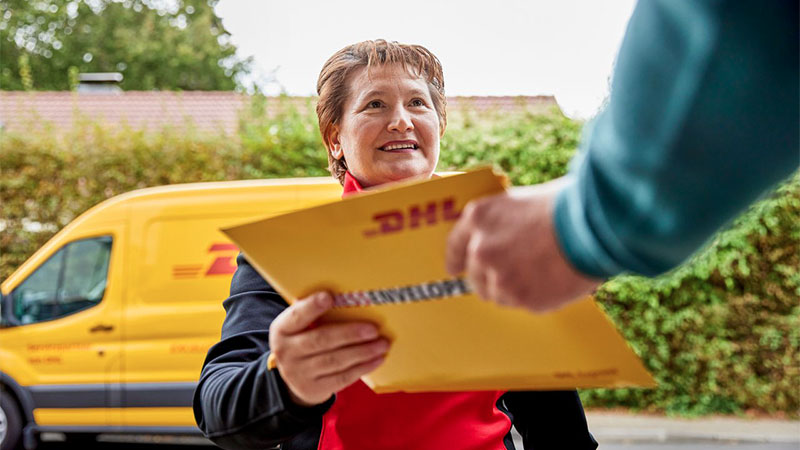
[0,391,23,450]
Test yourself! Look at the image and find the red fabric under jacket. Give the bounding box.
[317,172,512,450]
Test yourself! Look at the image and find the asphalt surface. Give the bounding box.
[30,411,799,449]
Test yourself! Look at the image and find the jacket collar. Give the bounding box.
[342,171,441,198]
[342,171,364,198]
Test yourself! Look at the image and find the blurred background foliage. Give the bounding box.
[1,101,797,417]
[0,0,797,421]
[0,0,251,90]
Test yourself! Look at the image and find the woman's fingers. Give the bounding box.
[291,322,380,356]
[272,292,333,335]
[268,293,388,406]
[301,338,390,377]
[278,338,389,407]
[314,355,386,394]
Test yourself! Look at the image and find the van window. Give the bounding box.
[12,248,65,324]
[12,236,112,325]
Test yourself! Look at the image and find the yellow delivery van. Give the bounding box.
[0,177,342,449]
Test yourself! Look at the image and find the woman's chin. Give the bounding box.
[382,165,433,183]
[354,162,434,187]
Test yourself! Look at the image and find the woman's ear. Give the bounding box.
[327,126,344,160]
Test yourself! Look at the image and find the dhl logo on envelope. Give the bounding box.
[223,168,656,393]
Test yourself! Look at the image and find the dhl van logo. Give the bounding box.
[363,197,460,237]
[172,243,239,279]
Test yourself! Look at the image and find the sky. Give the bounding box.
[214,0,637,119]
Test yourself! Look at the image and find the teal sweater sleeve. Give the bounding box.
[554,0,799,278]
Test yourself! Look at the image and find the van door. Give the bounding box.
[121,215,239,429]
[119,182,340,430]
[2,231,124,429]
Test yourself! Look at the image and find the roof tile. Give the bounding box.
[0,91,558,135]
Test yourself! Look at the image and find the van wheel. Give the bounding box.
[0,391,23,450]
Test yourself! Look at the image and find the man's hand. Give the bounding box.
[446,178,602,312]
[269,292,389,407]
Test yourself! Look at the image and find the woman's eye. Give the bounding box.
[367,100,383,108]
[410,99,425,107]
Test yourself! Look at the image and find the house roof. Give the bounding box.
[0,91,559,136]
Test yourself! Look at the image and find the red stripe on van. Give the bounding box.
[209,243,238,252]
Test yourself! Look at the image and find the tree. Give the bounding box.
[0,0,252,90]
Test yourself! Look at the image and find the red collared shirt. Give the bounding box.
[317,171,511,450]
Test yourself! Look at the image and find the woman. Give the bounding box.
[193,40,597,450]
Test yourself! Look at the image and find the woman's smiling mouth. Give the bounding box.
[379,141,419,152]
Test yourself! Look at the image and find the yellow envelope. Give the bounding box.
[223,168,656,393]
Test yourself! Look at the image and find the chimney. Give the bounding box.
[78,72,123,93]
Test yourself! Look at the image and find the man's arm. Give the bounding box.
[447,0,798,311]
[555,0,798,278]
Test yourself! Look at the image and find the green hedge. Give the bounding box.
[586,175,799,416]
[1,99,797,416]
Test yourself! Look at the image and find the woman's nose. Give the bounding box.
[387,106,414,132]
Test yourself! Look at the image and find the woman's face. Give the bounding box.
[329,64,441,187]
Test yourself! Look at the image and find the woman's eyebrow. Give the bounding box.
[406,89,429,99]
[359,89,386,101]
[358,88,428,102]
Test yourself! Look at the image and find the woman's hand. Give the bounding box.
[268,292,389,407]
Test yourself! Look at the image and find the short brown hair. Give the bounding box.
[316,40,447,184]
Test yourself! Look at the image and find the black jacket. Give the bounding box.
[193,254,598,449]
